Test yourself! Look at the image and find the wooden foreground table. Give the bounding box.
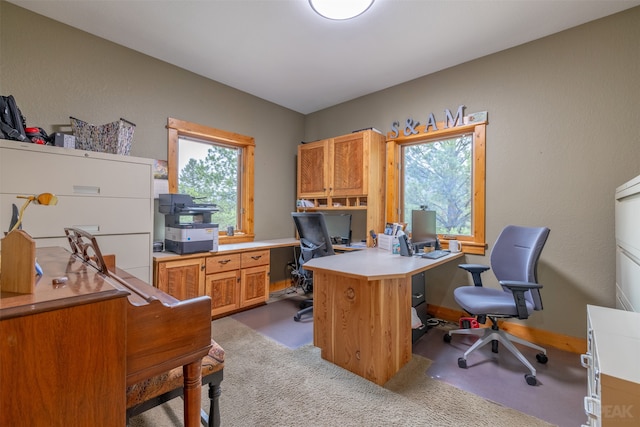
[304,248,463,385]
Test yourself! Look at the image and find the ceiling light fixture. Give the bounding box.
[309,0,375,21]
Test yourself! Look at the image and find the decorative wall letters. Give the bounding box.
[389,105,487,138]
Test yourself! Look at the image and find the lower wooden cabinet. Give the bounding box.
[206,271,241,317]
[241,265,269,307]
[240,250,270,308]
[155,249,269,318]
[155,257,205,300]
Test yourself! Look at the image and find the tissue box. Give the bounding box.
[377,233,398,251]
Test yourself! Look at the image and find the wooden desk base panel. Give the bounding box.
[313,271,412,385]
[0,298,127,426]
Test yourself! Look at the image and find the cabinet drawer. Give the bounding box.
[34,234,151,282]
[412,302,429,343]
[0,146,152,199]
[411,272,426,306]
[206,253,241,274]
[0,195,152,237]
[241,250,270,268]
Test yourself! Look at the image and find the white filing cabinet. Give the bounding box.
[615,174,640,312]
[581,305,640,426]
[0,139,153,282]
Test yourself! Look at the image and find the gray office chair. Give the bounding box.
[443,225,550,386]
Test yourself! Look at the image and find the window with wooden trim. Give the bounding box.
[386,121,486,254]
[167,118,255,244]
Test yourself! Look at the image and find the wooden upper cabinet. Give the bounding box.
[297,130,386,246]
[296,130,386,246]
[331,133,365,196]
[297,132,370,198]
[297,139,329,198]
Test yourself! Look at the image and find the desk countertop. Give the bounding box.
[153,238,300,261]
[303,248,464,281]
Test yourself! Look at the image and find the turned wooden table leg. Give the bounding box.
[183,361,203,427]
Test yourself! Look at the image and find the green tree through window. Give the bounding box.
[403,134,472,235]
[178,137,240,230]
[167,118,255,243]
[386,120,486,254]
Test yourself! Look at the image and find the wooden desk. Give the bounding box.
[1,247,130,425]
[1,246,212,426]
[304,248,463,385]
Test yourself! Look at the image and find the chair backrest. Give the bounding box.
[490,225,550,310]
[291,212,335,259]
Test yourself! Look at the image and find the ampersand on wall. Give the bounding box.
[404,118,420,136]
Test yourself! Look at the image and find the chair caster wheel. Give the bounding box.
[536,353,548,364]
[293,315,301,322]
[457,358,467,369]
[443,333,452,343]
[525,374,537,386]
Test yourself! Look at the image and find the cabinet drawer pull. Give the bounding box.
[412,293,424,299]
[75,225,100,233]
[580,353,592,369]
[73,185,101,195]
[251,255,262,260]
[218,259,232,265]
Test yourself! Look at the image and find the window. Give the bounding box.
[386,121,486,254]
[167,118,255,243]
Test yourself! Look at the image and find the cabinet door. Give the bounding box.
[207,270,241,317]
[240,265,269,307]
[298,139,329,198]
[331,133,365,196]
[156,258,205,300]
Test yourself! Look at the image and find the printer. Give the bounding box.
[159,194,220,254]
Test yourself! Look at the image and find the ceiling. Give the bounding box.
[8,0,640,114]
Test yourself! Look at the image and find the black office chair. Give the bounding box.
[443,225,550,385]
[291,212,335,322]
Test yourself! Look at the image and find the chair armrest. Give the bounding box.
[499,280,542,319]
[458,264,490,286]
[499,280,542,290]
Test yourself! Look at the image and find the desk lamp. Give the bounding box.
[8,193,58,233]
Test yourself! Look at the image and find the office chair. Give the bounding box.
[291,212,335,322]
[291,240,316,321]
[443,225,550,385]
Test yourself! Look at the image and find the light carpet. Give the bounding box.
[130,316,554,426]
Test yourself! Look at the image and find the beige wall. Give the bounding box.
[2,1,639,338]
[0,1,304,241]
[305,7,640,338]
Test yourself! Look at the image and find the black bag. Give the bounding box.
[0,95,28,142]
